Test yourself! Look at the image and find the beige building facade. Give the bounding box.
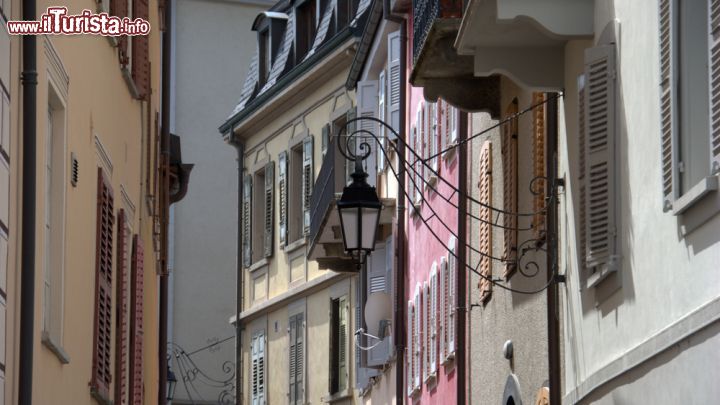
[2,0,169,403]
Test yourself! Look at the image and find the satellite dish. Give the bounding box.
[364,292,391,337]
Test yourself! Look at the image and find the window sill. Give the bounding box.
[441,353,455,368]
[42,331,70,364]
[323,389,352,403]
[90,386,112,405]
[248,258,269,273]
[285,238,307,254]
[443,143,458,162]
[672,176,719,215]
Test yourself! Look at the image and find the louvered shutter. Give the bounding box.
[279,152,288,246]
[112,0,129,65]
[264,162,274,257]
[532,92,547,240]
[378,70,387,172]
[422,281,429,382]
[242,174,252,267]
[387,30,401,138]
[258,333,266,404]
[659,0,678,210]
[584,44,619,277]
[357,80,379,187]
[92,169,114,399]
[709,0,720,174]
[479,141,493,302]
[429,263,438,374]
[440,100,448,152]
[115,210,129,405]
[413,284,421,389]
[367,244,389,366]
[131,0,150,99]
[295,317,304,403]
[422,103,430,183]
[430,102,439,173]
[578,76,588,272]
[406,300,413,396]
[289,317,296,404]
[502,102,518,278]
[450,105,458,144]
[439,256,448,362]
[447,237,456,356]
[322,124,330,158]
[338,297,348,392]
[129,235,144,405]
[252,336,259,404]
[302,136,314,235]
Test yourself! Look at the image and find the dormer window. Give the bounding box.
[336,0,357,31]
[259,29,271,87]
[295,0,317,63]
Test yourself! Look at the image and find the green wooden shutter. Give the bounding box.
[584,43,619,284]
[659,0,678,210]
[264,162,275,258]
[302,136,314,236]
[242,174,252,267]
[279,152,288,246]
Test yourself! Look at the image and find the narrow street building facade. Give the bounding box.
[220,0,377,403]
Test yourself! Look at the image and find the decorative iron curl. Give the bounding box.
[336,116,400,163]
[168,341,236,404]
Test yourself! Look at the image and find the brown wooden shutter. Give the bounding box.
[659,0,678,210]
[131,0,150,99]
[709,0,720,174]
[264,161,275,257]
[501,101,518,278]
[114,210,129,405]
[92,168,114,399]
[112,0,129,65]
[478,141,493,303]
[129,235,145,405]
[532,92,547,240]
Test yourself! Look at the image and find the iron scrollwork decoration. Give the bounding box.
[168,342,236,404]
[336,103,561,296]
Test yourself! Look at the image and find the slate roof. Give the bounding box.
[222,0,371,130]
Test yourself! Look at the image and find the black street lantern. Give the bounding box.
[167,366,177,401]
[337,158,382,268]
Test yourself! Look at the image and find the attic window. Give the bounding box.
[295,0,317,63]
[336,0,357,30]
[259,28,271,87]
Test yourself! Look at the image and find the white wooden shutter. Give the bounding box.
[378,70,387,172]
[264,161,275,258]
[338,297,348,392]
[413,284,421,389]
[439,256,448,362]
[278,152,288,246]
[251,335,258,404]
[243,175,252,268]
[387,30,401,138]
[578,75,588,272]
[430,102,439,173]
[413,107,423,205]
[584,44,619,277]
[709,0,720,174]
[322,124,330,158]
[422,281,429,382]
[406,300,414,396]
[302,136,314,235]
[367,244,389,366]
[429,263,438,374]
[659,0,678,210]
[357,80,379,187]
[346,109,357,184]
[258,333,266,405]
[447,236,456,356]
[289,317,297,404]
[422,102,430,182]
[450,105,458,144]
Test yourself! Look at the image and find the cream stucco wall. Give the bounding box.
[560,0,720,403]
[3,0,164,402]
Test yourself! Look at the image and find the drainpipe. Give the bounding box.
[159,0,173,403]
[546,94,560,405]
[457,111,468,405]
[391,20,407,405]
[19,0,38,400]
[229,136,245,405]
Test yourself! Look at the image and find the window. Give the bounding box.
[243,162,274,266]
[357,80,378,187]
[478,141,493,303]
[412,284,421,389]
[330,296,349,395]
[289,313,305,404]
[445,237,457,360]
[659,0,720,213]
[428,263,438,378]
[91,168,114,401]
[251,331,266,405]
[42,88,67,359]
[288,137,313,244]
[259,29,271,88]
[295,0,317,63]
[336,0,357,31]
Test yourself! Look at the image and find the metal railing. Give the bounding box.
[411,0,463,62]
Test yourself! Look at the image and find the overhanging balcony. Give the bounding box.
[308,140,395,271]
[410,0,501,116]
